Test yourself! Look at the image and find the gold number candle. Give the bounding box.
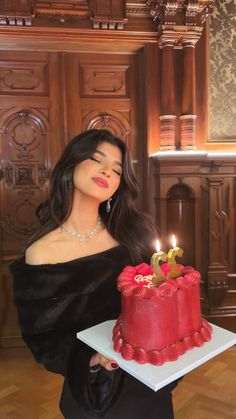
[167,235,183,279]
[151,240,168,284]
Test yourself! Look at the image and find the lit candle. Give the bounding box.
[167,235,183,279]
[151,240,168,285]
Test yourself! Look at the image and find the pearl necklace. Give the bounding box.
[61,216,102,242]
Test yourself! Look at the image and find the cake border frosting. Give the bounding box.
[113,317,212,365]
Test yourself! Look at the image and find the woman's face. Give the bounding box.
[73,141,123,203]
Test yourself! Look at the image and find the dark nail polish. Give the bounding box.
[111,362,119,369]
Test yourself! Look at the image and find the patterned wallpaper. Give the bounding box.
[209,0,236,140]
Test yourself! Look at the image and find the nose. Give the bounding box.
[99,167,111,177]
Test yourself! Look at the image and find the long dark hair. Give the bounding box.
[31,129,157,263]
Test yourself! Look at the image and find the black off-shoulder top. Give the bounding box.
[10,245,177,419]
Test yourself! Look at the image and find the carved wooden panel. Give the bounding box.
[91,0,125,18]
[0,62,48,95]
[63,53,138,159]
[147,0,214,28]
[91,0,127,29]
[0,108,50,256]
[0,50,62,346]
[82,109,130,141]
[0,51,62,258]
[35,0,88,12]
[0,0,31,14]
[207,176,229,307]
[166,183,195,266]
[80,64,129,97]
[0,0,32,25]
[34,0,89,22]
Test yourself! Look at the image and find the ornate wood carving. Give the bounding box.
[0,109,50,254]
[185,0,214,26]
[0,0,214,41]
[0,51,63,347]
[0,0,32,25]
[126,2,149,16]
[0,0,31,13]
[90,0,128,30]
[147,0,215,27]
[80,64,129,97]
[35,0,88,14]
[166,182,196,266]
[0,62,47,94]
[0,1,127,29]
[207,177,229,306]
[34,0,88,25]
[0,1,153,28]
[82,110,130,144]
[147,0,215,51]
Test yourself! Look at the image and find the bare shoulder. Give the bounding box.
[25,229,60,265]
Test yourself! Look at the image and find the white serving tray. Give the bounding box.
[77,320,236,391]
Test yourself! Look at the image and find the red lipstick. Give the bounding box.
[92,177,109,188]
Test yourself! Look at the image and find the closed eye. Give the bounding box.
[90,156,121,176]
[90,157,101,163]
[113,169,121,176]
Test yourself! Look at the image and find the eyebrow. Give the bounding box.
[94,149,122,167]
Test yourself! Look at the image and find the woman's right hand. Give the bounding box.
[90,352,119,371]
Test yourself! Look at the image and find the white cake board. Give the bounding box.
[77,320,236,391]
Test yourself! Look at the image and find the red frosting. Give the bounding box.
[113,263,212,365]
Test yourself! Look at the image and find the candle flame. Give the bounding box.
[155,239,161,252]
[172,234,177,248]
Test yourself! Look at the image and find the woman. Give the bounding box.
[11,129,178,419]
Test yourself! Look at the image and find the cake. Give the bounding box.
[112,262,212,365]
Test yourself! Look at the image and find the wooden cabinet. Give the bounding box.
[149,156,236,332]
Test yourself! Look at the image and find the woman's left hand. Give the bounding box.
[90,352,119,371]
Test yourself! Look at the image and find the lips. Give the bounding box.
[92,177,109,188]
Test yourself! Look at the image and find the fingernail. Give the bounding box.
[111,362,119,369]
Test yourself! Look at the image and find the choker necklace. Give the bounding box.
[61,216,102,242]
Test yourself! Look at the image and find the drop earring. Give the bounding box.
[106,197,112,213]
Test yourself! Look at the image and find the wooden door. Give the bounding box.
[0,48,143,346]
[0,50,62,346]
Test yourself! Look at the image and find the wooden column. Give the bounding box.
[159,40,176,150]
[180,40,197,150]
[207,177,229,307]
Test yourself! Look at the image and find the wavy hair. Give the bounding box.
[30,129,157,263]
